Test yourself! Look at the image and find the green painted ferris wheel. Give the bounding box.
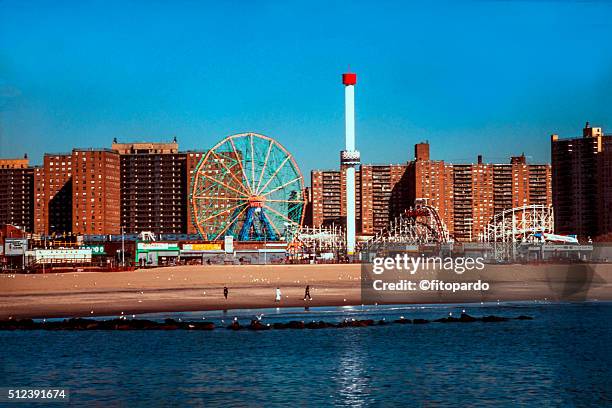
[191,133,305,241]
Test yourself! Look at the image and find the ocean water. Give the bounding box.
[1,302,611,407]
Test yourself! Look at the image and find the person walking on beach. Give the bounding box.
[303,285,312,301]
[223,286,228,300]
[275,287,282,303]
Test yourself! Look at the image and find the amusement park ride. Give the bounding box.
[479,204,555,243]
[362,199,451,251]
[190,133,305,242]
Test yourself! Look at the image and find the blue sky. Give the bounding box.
[1,0,611,177]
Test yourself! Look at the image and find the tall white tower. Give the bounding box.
[341,72,360,255]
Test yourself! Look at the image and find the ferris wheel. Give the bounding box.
[191,132,305,241]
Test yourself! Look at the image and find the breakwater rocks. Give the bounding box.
[0,313,533,331]
[0,318,215,331]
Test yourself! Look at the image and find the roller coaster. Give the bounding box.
[479,204,554,243]
[360,199,450,252]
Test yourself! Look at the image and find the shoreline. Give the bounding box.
[1,264,362,319]
[2,263,611,319]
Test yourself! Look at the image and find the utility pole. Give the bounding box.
[121,225,125,267]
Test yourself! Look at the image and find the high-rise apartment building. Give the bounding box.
[0,157,34,232]
[72,149,120,235]
[112,140,188,234]
[552,122,612,240]
[311,170,343,228]
[34,153,73,235]
[407,153,454,235]
[359,164,408,234]
[599,136,612,240]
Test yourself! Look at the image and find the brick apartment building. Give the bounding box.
[407,143,454,236]
[72,149,121,235]
[552,122,612,240]
[0,157,34,232]
[311,169,347,228]
[113,140,206,235]
[34,153,72,235]
[359,164,407,234]
[112,140,187,234]
[599,135,612,240]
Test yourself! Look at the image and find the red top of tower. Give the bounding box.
[342,72,357,86]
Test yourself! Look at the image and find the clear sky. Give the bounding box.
[1,0,611,178]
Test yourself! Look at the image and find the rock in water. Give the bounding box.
[412,319,430,324]
[227,321,241,330]
[459,313,477,322]
[248,320,270,330]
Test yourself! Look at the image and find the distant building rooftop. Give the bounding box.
[112,138,179,154]
[551,121,609,142]
[0,157,29,169]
